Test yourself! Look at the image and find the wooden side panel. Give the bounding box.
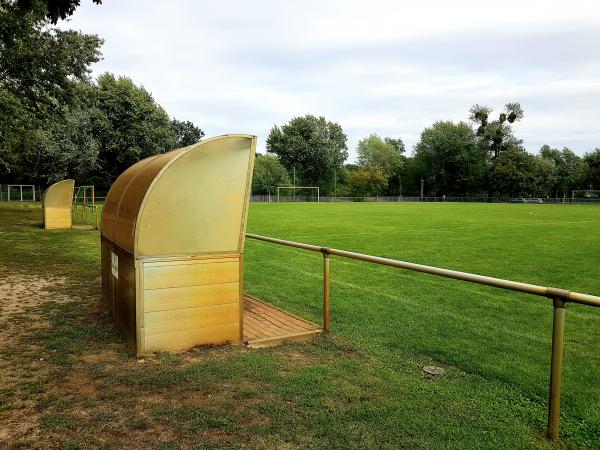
[100,237,137,353]
[141,256,241,353]
[143,260,239,290]
[101,239,113,314]
[144,282,239,312]
[44,208,72,229]
[145,303,238,335]
[145,323,239,352]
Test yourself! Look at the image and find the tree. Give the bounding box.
[0,0,103,181]
[170,119,204,148]
[384,137,405,154]
[0,2,202,186]
[251,154,290,195]
[397,156,423,196]
[488,148,556,197]
[470,102,524,158]
[93,73,176,184]
[17,0,102,24]
[413,121,487,196]
[0,89,28,175]
[266,115,348,194]
[539,145,586,197]
[17,104,100,183]
[340,167,388,197]
[357,134,404,178]
[583,149,600,190]
[0,1,103,118]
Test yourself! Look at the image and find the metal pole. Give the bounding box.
[420,179,424,200]
[20,185,23,201]
[33,185,36,202]
[92,186,95,208]
[547,298,566,441]
[322,251,330,332]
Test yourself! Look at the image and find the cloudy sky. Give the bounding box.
[61,0,600,160]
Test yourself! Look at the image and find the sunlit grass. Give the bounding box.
[1,201,599,448]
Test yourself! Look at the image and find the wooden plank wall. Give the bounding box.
[140,255,241,353]
[44,208,72,229]
[101,238,138,353]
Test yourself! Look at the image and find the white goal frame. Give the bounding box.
[277,186,320,202]
[1,184,37,202]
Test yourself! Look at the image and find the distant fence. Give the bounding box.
[251,195,600,204]
[2,189,598,205]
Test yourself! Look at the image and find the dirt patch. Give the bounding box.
[0,267,71,446]
[0,268,67,321]
[80,350,120,364]
[72,224,96,231]
[66,373,98,396]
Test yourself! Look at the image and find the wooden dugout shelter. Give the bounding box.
[42,179,75,229]
[101,135,258,355]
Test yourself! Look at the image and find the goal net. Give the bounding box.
[276,186,320,202]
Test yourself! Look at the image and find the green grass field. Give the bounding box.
[1,202,599,449]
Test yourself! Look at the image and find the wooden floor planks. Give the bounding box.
[243,295,322,347]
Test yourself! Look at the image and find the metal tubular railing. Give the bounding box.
[245,232,600,441]
[72,203,100,229]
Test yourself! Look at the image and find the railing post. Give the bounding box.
[322,250,330,332]
[547,297,566,441]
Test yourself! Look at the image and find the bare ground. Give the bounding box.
[0,268,69,444]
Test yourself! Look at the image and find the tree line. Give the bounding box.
[3,0,599,198]
[255,108,600,198]
[0,0,203,190]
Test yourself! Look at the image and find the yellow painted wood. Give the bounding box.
[143,260,239,290]
[135,258,145,356]
[144,282,239,312]
[142,253,239,267]
[43,209,72,229]
[144,322,240,353]
[246,330,323,349]
[42,179,74,229]
[144,302,239,335]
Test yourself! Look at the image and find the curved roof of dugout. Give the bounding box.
[101,135,256,257]
[43,179,75,209]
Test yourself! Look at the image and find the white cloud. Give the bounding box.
[61,0,600,159]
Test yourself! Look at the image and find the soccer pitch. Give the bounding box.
[244,202,600,447]
[1,202,599,448]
